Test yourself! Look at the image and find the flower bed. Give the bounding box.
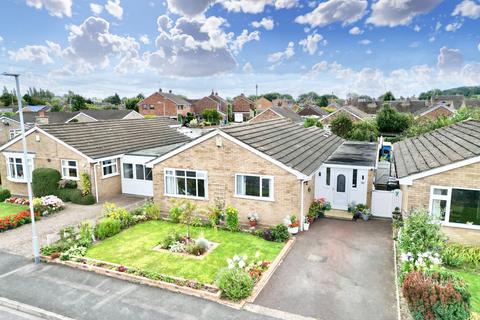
[5,197,30,206]
[32,195,64,216]
[0,210,39,232]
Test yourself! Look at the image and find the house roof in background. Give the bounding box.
[161,92,191,105]
[270,106,303,122]
[222,119,344,175]
[11,109,138,124]
[325,142,378,167]
[298,105,329,116]
[21,105,50,112]
[39,117,190,160]
[412,103,455,117]
[393,120,480,178]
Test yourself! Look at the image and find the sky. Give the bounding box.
[0,0,479,99]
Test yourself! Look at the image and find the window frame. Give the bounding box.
[61,159,79,180]
[352,169,358,188]
[4,153,35,183]
[101,158,119,178]
[326,167,331,186]
[164,168,208,200]
[9,129,22,139]
[429,185,480,230]
[234,173,274,201]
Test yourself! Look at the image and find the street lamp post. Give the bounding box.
[2,72,40,264]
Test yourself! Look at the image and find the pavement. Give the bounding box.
[0,306,43,320]
[0,251,274,320]
[253,218,397,320]
[0,195,144,257]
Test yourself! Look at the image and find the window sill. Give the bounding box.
[234,195,274,202]
[442,222,480,230]
[62,176,80,181]
[164,193,208,201]
[102,173,120,179]
[6,177,28,183]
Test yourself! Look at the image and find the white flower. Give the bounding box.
[238,260,246,268]
[255,251,260,259]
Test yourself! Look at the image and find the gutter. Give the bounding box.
[93,162,99,203]
[300,179,306,231]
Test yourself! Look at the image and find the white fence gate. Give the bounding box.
[371,189,402,218]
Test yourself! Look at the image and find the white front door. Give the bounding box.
[332,168,350,210]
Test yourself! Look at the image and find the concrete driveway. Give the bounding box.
[0,195,145,257]
[254,218,397,320]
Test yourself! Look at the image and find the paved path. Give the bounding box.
[0,195,144,257]
[254,218,397,320]
[0,306,43,320]
[0,251,273,320]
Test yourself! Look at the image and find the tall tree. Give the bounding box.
[104,93,121,105]
[330,113,353,138]
[380,91,396,101]
[71,94,87,111]
[376,105,411,133]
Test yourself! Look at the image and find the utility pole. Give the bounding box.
[2,72,40,264]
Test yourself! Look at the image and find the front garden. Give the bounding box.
[394,208,480,319]
[40,199,296,302]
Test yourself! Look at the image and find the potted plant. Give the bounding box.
[247,213,259,227]
[303,216,311,231]
[361,208,371,221]
[287,215,300,234]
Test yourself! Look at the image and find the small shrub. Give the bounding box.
[79,221,94,247]
[0,188,11,202]
[32,168,61,197]
[70,192,95,205]
[144,202,161,220]
[58,179,77,189]
[103,203,133,229]
[160,229,182,249]
[269,224,290,242]
[216,268,254,301]
[40,241,72,256]
[186,243,207,256]
[55,188,82,202]
[262,229,273,241]
[94,218,121,240]
[168,201,183,222]
[59,244,87,261]
[79,172,91,196]
[442,243,480,268]
[225,206,239,231]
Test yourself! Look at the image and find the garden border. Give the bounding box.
[40,237,296,310]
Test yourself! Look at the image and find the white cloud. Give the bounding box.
[25,0,72,17]
[139,34,150,45]
[295,0,368,28]
[167,0,216,17]
[105,0,123,20]
[144,15,237,77]
[0,36,3,43]
[308,60,328,76]
[435,21,442,31]
[445,22,463,32]
[478,42,480,51]
[90,3,103,15]
[231,29,260,54]
[358,39,371,45]
[268,41,295,63]
[349,26,363,35]
[414,24,421,32]
[243,62,253,73]
[8,41,61,64]
[437,47,464,72]
[409,41,420,48]
[365,49,372,54]
[252,17,275,30]
[220,0,298,13]
[299,33,326,55]
[429,36,435,42]
[367,0,442,27]
[452,0,480,19]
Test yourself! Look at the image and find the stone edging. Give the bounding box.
[40,237,296,310]
[0,297,75,320]
[392,229,413,320]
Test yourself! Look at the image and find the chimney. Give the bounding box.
[169,90,172,93]
[159,88,162,93]
[215,92,218,96]
[35,110,49,125]
[211,89,214,95]
[38,109,46,117]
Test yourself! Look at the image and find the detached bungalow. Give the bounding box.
[320,105,369,125]
[232,94,254,122]
[147,119,377,227]
[249,107,303,124]
[413,102,455,121]
[138,89,192,118]
[393,119,480,231]
[0,118,190,201]
[298,105,329,118]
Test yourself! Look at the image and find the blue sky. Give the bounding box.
[0,0,479,99]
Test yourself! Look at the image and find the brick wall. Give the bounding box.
[249,109,282,124]
[233,96,254,113]
[401,161,480,213]
[152,134,304,226]
[0,121,22,145]
[417,107,453,122]
[138,92,192,117]
[193,97,217,114]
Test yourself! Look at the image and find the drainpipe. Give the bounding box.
[300,179,305,232]
[93,162,99,203]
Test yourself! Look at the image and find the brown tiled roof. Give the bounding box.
[393,120,480,178]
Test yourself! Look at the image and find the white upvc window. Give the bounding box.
[429,185,480,229]
[9,129,22,139]
[102,159,119,178]
[235,174,274,201]
[5,154,34,183]
[164,169,207,199]
[123,163,152,181]
[61,159,79,180]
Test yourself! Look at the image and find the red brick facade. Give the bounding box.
[417,107,453,122]
[193,96,218,114]
[138,92,192,117]
[233,94,254,113]
[249,109,282,123]
[255,97,273,111]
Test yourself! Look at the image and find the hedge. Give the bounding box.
[0,188,11,202]
[32,168,61,197]
[56,188,95,205]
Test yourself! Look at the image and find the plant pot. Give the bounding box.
[303,223,310,231]
[288,226,299,234]
[361,214,370,221]
[249,220,257,227]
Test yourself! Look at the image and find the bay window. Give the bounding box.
[164,169,207,198]
[5,155,34,182]
[61,159,79,180]
[235,174,273,200]
[102,159,118,177]
[429,186,480,228]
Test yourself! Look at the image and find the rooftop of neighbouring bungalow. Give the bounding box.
[324,141,378,168]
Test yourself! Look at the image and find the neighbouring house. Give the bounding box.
[413,102,456,121]
[255,97,273,112]
[297,104,329,118]
[0,116,23,146]
[393,119,480,231]
[249,106,303,124]
[146,119,377,227]
[232,94,254,122]
[138,89,192,118]
[430,95,465,110]
[320,105,370,125]
[0,118,190,200]
[21,105,50,113]
[272,98,294,109]
[192,91,228,119]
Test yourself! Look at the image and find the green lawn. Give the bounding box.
[452,269,480,314]
[0,202,29,218]
[86,221,284,284]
